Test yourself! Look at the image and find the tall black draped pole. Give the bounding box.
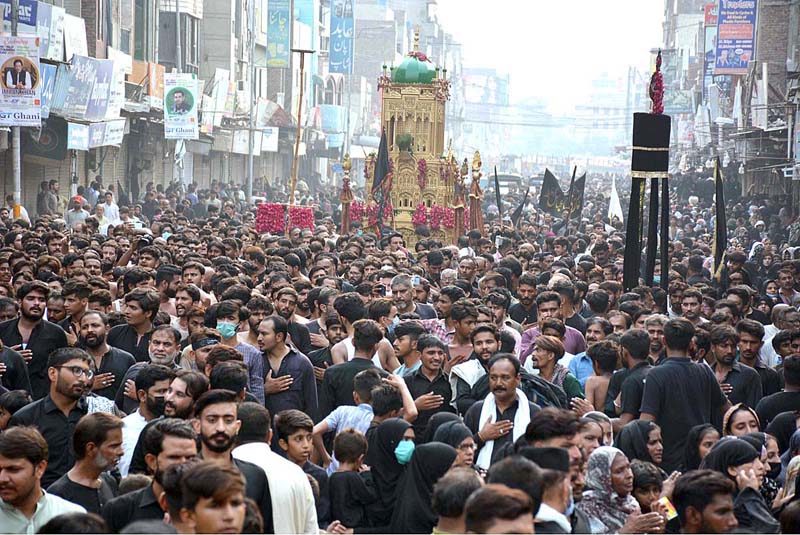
[624,50,671,293]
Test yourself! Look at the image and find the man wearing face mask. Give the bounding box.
[118,364,175,476]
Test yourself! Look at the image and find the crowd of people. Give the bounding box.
[0,172,799,534]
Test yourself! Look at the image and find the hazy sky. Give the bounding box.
[436,0,665,113]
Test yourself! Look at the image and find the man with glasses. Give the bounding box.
[8,348,93,487]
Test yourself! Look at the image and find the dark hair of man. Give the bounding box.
[470,322,500,344]
[190,327,222,347]
[482,273,507,289]
[672,469,735,528]
[586,290,610,314]
[607,310,632,329]
[62,279,92,300]
[367,298,393,322]
[174,369,209,401]
[274,409,313,442]
[682,288,703,303]
[541,318,566,337]
[370,384,402,416]
[37,512,108,534]
[551,281,577,305]
[431,467,484,519]
[353,368,383,403]
[88,290,113,309]
[487,353,520,375]
[521,407,579,445]
[333,427,368,464]
[619,329,651,360]
[193,389,239,419]
[209,300,249,324]
[205,346,244,372]
[0,426,48,465]
[783,355,800,386]
[439,285,467,303]
[246,295,272,314]
[47,347,93,369]
[586,340,619,373]
[464,484,532,533]
[393,320,425,341]
[16,280,50,301]
[182,261,206,276]
[175,283,201,303]
[135,364,176,393]
[486,457,543,516]
[450,299,478,322]
[333,292,366,324]
[180,460,246,511]
[352,319,383,352]
[709,325,739,346]
[152,324,181,346]
[587,316,613,336]
[161,460,200,518]
[663,318,696,352]
[735,319,765,341]
[535,291,561,309]
[72,412,124,461]
[317,287,340,309]
[0,390,31,415]
[237,402,271,445]
[772,329,793,352]
[209,361,249,393]
[486,289,512,311]
[417,333,447,354]
[156,264,181,287]
[124,288,161,319]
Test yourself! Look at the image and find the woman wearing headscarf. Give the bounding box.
[576,446,665,534]
[614,420,665,475]
[765,410,800,453]
[778,428,800,485]
[584,411,614,446]
[740,432,780,505]
[420,411,460,444]
[683,423,720,471]
[722,403,760,437]
[701,437,780,533]
[363,418,413,529]
[390,442,457,534]
[433,420,476,468]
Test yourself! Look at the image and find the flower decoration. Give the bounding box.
[288,206,315,231]
[442,207,456,229]
[350,201,364,222]
[256,203,286,234]
[464,207,470,228]
[412,203,429,227]
[429,204,444,230]
[417,158,428,190]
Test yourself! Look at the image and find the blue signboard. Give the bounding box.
[267,0,290,68]
[0,0,37,34]
[329,0,353,74]
[714,0,758,75]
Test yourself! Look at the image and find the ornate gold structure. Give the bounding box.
[364,30,459,247]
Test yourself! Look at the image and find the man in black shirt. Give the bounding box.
[59,280,91,346]
[274,287,313,356]
[48,412,123,514]
[192,389,274,533]
[102,418,198,532]
[509,273,538,327]
[0,281,67,399]
[709,325,762,410]
[610,329,652,432]
[735,319,782,397]
[107,288,159,362]
[756,355,800,428]
[641,319,730,473]
[80,311,136,401]
[404,334,455,438]
[9,347,92,487]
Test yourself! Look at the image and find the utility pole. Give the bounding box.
[289,48,315,206]
[175,0,183,187]
[11,0,21,219]
[246,0,255,205]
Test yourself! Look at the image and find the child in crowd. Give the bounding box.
[585,341,618,411]
[328,428,377,529]
[0,389,32,430]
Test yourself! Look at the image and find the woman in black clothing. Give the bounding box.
[390,442,458,534]
[683,423,720,471]
[420,411,460,443]
[614,420,665,475]
[701,437,780,533]
[363,417,414,528]
[433,420,476,468]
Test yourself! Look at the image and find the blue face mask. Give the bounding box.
[564,494,575,516]
[162,231,172,240]
[394,440,415,465]
[653,275,661,285]
[387,315,399,335]
[216,321,237,339]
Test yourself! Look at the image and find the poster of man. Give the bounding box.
[169,88,192,115]
[163,72,198,139]
[0,36,42,126]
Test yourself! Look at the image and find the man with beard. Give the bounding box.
[0,281,68,400]
[392,320,426,377]
[390,275,436,320]
[520,292,586,363]
[568,317,612,388]
[119,364,175,476]
[644,314,667,366]
[191,389,274,533]
[679,288,708,328]
[347,261,365,287]
[735,319,782,397]
[80,311,135,401]
[274,287,312,356]
[485,290,522,356]
[258,315,318,416]
[47,412,124,514]
[293,280,313,321]
[672,470,738,534]
[419,286,467,344]
[172,284,201,341]
[309,313,347,386]
[305,288,339,351]
[0,427,86,532]
[709,325,762,411]
[108,288,159,363]
[464,354,540,469]
[156,265,182,316]
[239,296,272,348]
[116,325,183,414]
[451,323,501,415]
[509,273,538,328]
[9,348,92,487]
[102,418,198,531]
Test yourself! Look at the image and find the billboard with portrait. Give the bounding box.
[0,35,41,126]
[164,72,199,140]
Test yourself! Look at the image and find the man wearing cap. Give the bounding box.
[65,197,89,230]
[519,447,573,534]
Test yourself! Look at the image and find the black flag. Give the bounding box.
[538,169,568,216]
[510,187,530,228]
[567,173,586,221]
[372,129,393,233]
[713,157,727,279]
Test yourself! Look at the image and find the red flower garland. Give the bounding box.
[464,206,470,228]
[288,206,315,231]
[412,203,428,226]
[417,159,428,190]
[256,203,286,234]
[350,201,364,222]
[442,207,455,229]
[429,204,444,230]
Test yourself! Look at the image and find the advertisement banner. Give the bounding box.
[103,118,126,146]
[38,61,55,118]
[63,13,87,61]
[715,0,757,75]
[62,55,97,120]
[89,121,105,148]
[164,72,199,140]
[266,0,290,68]
[261,126,279,152]
[0,35,41,126]
[329,0,353,74]
[85,59,113,121]
[67,121,89,150]
[0,0,37,35]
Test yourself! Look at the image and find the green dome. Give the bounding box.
[392,55,437,84]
